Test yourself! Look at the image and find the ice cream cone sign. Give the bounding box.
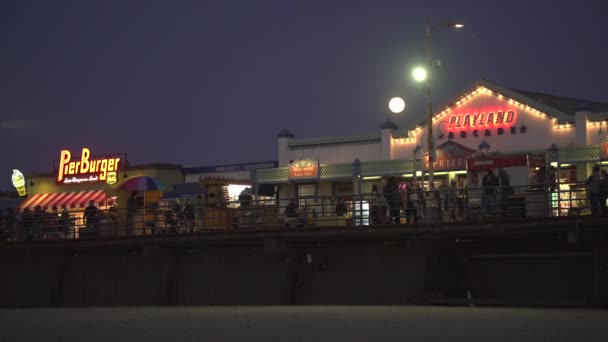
[12,169,26,196]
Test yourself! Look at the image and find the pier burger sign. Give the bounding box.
[56,147,121,185]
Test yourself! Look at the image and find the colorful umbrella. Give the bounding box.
[120,176,168,192]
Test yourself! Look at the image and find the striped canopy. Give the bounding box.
[17,190,113,212]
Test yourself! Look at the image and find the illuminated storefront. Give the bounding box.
[257,79,608,216]
[182,161,278,206]
[18,147,184,235]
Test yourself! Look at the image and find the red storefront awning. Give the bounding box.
[17,190,114,212]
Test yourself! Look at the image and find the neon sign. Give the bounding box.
[288,159,319,179]
[12,169,26,196]
[448,110,517,130]
[57,148,121,184]
[438,109,527,140]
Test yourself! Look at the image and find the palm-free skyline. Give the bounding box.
[2,0,607,189]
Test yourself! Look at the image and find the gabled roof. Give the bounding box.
[407,78,608,135]
[509,88,608,117]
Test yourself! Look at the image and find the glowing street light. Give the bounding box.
[414,21,463,189]
[412,66,428,82]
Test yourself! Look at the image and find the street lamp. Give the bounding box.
[352,158,363,227]
[478,140,491,155]
[413,145,422,183]
[548,143,560,216]
[414,21,463,190]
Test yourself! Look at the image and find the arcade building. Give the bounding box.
[256,79,608,216]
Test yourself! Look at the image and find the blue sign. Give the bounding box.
[184,161,278,174]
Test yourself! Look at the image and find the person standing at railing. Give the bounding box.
[404,181,418,224]
[482,170,499,219]
[284,199,298,228]
[446,180,459,222]
[383,177,401,224]
[239,188,253,207]
[32,206,45,240]
[457,187,468,221]
[126,191,137,236]
[60,208,71,238]
[0,209,5,241]
[21,208,33,240]
[548,166,557,193]
[601,170,608,216]
[83,200,99,238]
[497,168,514,217]
[370,185,388,225]
[5,208,16,240]
[335,198,348,217]
[183,200,195,233]
[194,194,203,231]
[108,205,118,236]
[586,165,605,217]
[48,207,61,239]
[416,184,425,222]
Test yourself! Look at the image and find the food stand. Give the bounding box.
[198,177,278,230]
[466,153,548,218]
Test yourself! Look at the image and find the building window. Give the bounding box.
[297,183,317,207]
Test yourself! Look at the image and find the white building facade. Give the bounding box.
[259,79,608,209]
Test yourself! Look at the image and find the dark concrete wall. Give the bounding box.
[473,256,593,299]
[0,253,62,308]
[0,232,601,307]
[293,242,427,304]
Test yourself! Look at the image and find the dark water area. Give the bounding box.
[1,306,607,341]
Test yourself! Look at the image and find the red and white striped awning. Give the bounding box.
[17,190,114,211]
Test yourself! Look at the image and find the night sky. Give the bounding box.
[2,0,607,190]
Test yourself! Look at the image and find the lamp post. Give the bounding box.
[598,119,607,142]
[413,145,422,183]
[548,143,560,216]
[414,21,463,190]
[352,158,362,227]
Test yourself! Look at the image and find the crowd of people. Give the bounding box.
[2,169,607,239]
[585,165,608,216]
[0,205,76,240]
[370,177,469,225]
[282,171,527,227]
